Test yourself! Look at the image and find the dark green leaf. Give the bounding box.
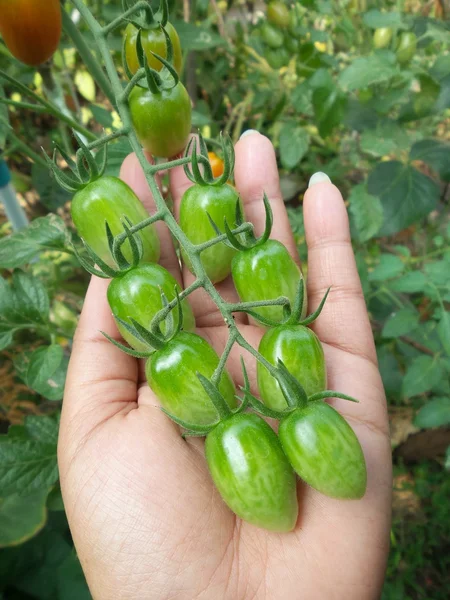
[362,10,405,30]
[382,307,420,338]
[403,356,444,398]
[349,183,383,242]
[31,164,72,211]
[410,139,450,182]
[312,86,347,137]
[437,312,450,357]
[0,489,48,548]
[414,397,450,429]
[12,270,49,324]
[14,345,68,401]
[279,124,309,169]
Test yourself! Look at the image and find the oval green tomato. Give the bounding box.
[146,331,236,426]
[396,32,417,65]
[232,239,307,325]
[179,183,242,283]
[264,46,289,69]
[267,2,290,29]
[260,22,285,49]
[372,27,393,50]
[107,263,195,352]
[257,325,326,411]
[71,176,160,267]
[205,413,298,532]
[279,402,367,499]
[284,35,300,54]
[129,83,191,158]
[124,22,182,76]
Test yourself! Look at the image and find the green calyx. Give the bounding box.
[102,286,185,358]
[123,24,179,92]
[43,132,106,193]
[162,357,252,437]
[247,359,360,420]
[184,133,235,187]
[283,278,330,326]
[218,192,273,252]
[74,217,144,280]
[123,0,169,30]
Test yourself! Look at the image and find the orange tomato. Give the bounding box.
[208,152,225,178]
[0,0,62,66]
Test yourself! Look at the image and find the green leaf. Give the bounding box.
[362,9,406,30]
[414,397,450,429]
[437,312,450,357]
[312,86,347,138]
[172,21,224,51]
[57,553,92,600]
[0,489,48,548]
[360,122,410,156]
[349,183,383,242]
[424,258,450,286]
[0,214,70,269]
[279,124,309,169]
[389,271,427,293]
[377,345,403,398]
[97,138,133,178]
[0,414,59,496]
[402,356,445,398]
[90,104,114,128]
[0,326,13,351]
[367,161,439,236]
[31,164,72,211]
[14,345,68,401]
[368,254,404,282]
[382,307,420,338]
[339,52,398,91]
[410,139,450,182]
[12,270,49,324]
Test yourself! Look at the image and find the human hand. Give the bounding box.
[58,131,392,600]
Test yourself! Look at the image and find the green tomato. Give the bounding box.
[260,22,285,49]
[231,240,307,325]
[257,325,326,411]
[264,46,290,69]
[372,27,393,49]
[146,331,237,426]
[267,2,290,29]
[71,176,160,268]
[179,183,242,283]
[205,412,298,531]
[129,83,191,158]
[284,35,300,54]
[124,22,182,76]
[279,402,367,499]
[288,5,302,35]
[107,263,196,352]
[396,32,417,65]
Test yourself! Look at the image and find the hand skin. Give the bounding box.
[58,132,392,600]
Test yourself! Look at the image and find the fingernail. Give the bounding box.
[240,129,259,139]
[308,172,331,188]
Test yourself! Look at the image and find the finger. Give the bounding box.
[234,131,300,265]
[120,153,181,281]
[61,276,139,430]
[303,177,377,366]
[170,136,246,327]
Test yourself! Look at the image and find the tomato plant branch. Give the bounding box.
[101,1,152,36]
[212,329,238,386]
[87,129,128,150]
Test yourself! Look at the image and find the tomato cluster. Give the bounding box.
[372,27,417,65]
[57,8,367,533]
[254,1,302,69]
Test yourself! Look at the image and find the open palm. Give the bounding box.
[59,132,392,600]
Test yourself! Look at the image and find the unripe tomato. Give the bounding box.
[232,240,307,324]
[205,413,298,532]
[146,332,236,425]
[396,32,417,65]
[285,35,300,54]
[179,183,242,283]
[372,27,393,50]
[279,402,367,499]
[0,0,61,66]
[207,152,224,178]
[264,46,290,69]
[260,22,285,49]
[124,22,182,76]
[71,176,160,268]
[129,83,192,158]
[257,325,326,411]
[107,264,195,352]
[267,2,290,29]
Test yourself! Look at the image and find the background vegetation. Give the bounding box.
[0,1,449,598]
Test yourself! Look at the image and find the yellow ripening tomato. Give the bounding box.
[208,152,225,178]
[0,0,62,66]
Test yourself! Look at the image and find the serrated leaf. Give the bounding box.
[382,307,420,338]
[312,86,347,138]
[367,161,439,236]
[31,164,72,211]
[0,214,70,269]
[339,52,398,91]
[389,271,427,293]
[369,254,404,282]
[279,124,309,169]
[349,183,383,242]
[0,416,59,496]
[414,397,450,429]
[402,355,444,398]
[14,345,68,401]
[362,9,406,30]
[0,489,48,548]
[12,270,49,324]
[410,139,450,182]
